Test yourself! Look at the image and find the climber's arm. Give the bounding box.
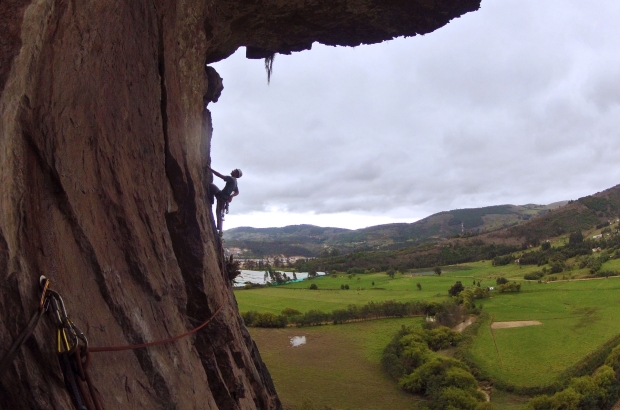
[207,165,225,180]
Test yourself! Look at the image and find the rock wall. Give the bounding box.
[0,0,479,408]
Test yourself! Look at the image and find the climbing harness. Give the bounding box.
[1,276,223,409]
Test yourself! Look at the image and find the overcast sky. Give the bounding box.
[209,0,620,230]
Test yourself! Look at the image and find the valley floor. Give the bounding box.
[238,259,620,409]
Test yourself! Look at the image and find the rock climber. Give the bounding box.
[207,166,242,235]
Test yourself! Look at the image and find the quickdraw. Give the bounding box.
[44,278,103,410]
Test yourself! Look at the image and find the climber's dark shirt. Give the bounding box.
[220,176,238,198]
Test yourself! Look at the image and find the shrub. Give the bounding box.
[431,386,486,410]
[549,261,564,274]
[309,283,318,290]
[472,287,489,299]
[448,281,465,297]
[497,282,521,293]
[296,309,330,326]
[605,345,620,376]
[589,259,603,274]
[434,301,466,328]
[592,270,619,278]
[281,307,301,317]
[241,311,287,328]
[425,326,463,351]
[569,231,584,245]
[496,277,509,285]
[492,255,514,266]
[524,271,545,280]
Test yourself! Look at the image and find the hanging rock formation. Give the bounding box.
[0,0,479,408]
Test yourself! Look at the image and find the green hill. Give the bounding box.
[296,184,620,273]
[226,184,620,266]
[487,184,620,245]
[224,203,566,258]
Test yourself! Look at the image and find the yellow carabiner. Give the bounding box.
[57,328,62,353]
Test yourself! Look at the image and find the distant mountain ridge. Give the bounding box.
[224,201,568,258]
[297,183,620,273]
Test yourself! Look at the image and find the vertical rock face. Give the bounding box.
[0,0,478,408]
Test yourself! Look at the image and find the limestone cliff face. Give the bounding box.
[0,0,479,408]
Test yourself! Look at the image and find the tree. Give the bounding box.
[569,231,584,245]
[434,267,442,276]
[541,241,551,251]
[496,277,508,285]
[448,281,465,297]
[273,256,282,268]
[417,283,422,291]
[387,268,395,278]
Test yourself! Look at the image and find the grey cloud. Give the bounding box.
[209,0,620,228]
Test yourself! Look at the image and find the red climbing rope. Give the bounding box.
[89,305,223,353]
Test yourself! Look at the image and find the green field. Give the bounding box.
[469,277,620,387]
[235,258,618,315]
[235,272,457,314]
[235,260,620,408]
[250,318,422,410]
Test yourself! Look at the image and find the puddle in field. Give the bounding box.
[290,336,306,347]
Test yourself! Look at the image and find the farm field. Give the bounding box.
[235,259,620,408]
[469,277,620,387]
[235,272,457,314]
[250,318,422,410]
[234,258,615,315]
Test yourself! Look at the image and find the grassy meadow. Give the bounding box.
[469,277,620,387]
[235,259,620,409]
[250,319,422,410]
